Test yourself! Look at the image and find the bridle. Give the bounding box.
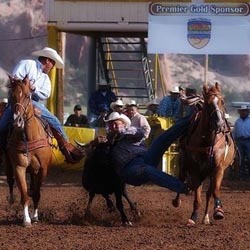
[204,91,226,133]
[11,80,33,129]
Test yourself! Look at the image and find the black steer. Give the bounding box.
[82,141,140,225]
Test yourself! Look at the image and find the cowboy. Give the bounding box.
[64,104,89,128]
[0,47,84,164]
[87,111,191,195]
[88,82,117,127]
[126,100,151,141]
[233,105,250,180]
[110,99,124,114]
[157,85,183,120]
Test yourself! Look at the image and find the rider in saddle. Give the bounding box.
[0,47,84,164]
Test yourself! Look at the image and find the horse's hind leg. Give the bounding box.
[122,185,141,218]
[5,156,16,205]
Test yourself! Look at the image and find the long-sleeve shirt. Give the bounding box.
[12,59,51,101]
[88,90,117,116]
[233,117,250,139]
[130,112,151,139]
[157,96,181,119]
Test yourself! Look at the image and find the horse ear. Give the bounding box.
[203,84,209,94]
[215,82,221,92]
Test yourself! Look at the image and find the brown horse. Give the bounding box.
[172,82,236,226]
[6,76,53,227]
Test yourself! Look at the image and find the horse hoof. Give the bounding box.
[23,221,32,228]
[172,199,181,208]
[213,209,224,220]
[32,217,39,223]
[186,219,196,227]
[6,195,16,205]
[123,221,133,227]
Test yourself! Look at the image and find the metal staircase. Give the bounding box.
[97,37,155,105]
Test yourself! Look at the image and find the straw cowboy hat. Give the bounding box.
[110,99,124,110]
[32,47,64,69]
[104,112,131,127]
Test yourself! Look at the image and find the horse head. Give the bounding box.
[203,82,226,132]
[8,75,32,129]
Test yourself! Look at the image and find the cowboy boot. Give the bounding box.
[50,128,85,164]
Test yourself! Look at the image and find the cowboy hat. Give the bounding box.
[146,99,159,108]
[104,112,131,127]
[169,86,180,94]
[2,98,8,103]
[127,100,138,107]
[238,105,249,110]
[110,99,124,110]
[32,47,64,69]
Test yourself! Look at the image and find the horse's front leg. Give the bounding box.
[5,154,16,205]
[30,169,43,223]
[213,167,225,220]
[15,165,32,227]
[187,185,202,226]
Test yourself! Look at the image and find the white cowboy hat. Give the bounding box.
[2,98,8,103]
[238,105,249,110]
[127,100,138,106]
[110,99,124,110]
[169,85,180,94]
[104,112,131,127]
[32,47,64,69]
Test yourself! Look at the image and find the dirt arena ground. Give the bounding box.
[0,167,250,250]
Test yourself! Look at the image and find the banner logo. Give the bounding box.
[187,18,211,49]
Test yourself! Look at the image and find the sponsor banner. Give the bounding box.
[148,2,250,54]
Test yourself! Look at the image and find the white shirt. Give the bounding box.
[12,59,51,101]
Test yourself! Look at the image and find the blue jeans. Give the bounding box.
[0,101,67,140]
[236,139,250,179]
[120,115,191,194]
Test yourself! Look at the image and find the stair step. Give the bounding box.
[104,50,143,53]
[116,95,149,98]
[110,78,145,81]
[112,86,147,90]
[105,59,142,62]
[108,68,142,71]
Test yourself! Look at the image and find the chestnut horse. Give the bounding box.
[172,83,236,226]
[6,76,52,227]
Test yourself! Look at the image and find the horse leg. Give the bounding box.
[15,165,32,227]
[122,185,141,218]
[187,185,202,226]
[212,168,225,220]
[5,155,16,205]
[114,189,132,226]
[203,179,212,225]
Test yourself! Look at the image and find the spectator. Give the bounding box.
[64,104,89,127]
[233,105,250,180]
[157,85,183,120]
[110,99,124,114]
[127,100,151,141]
[88,82,117,127]
[144,99,159,116]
